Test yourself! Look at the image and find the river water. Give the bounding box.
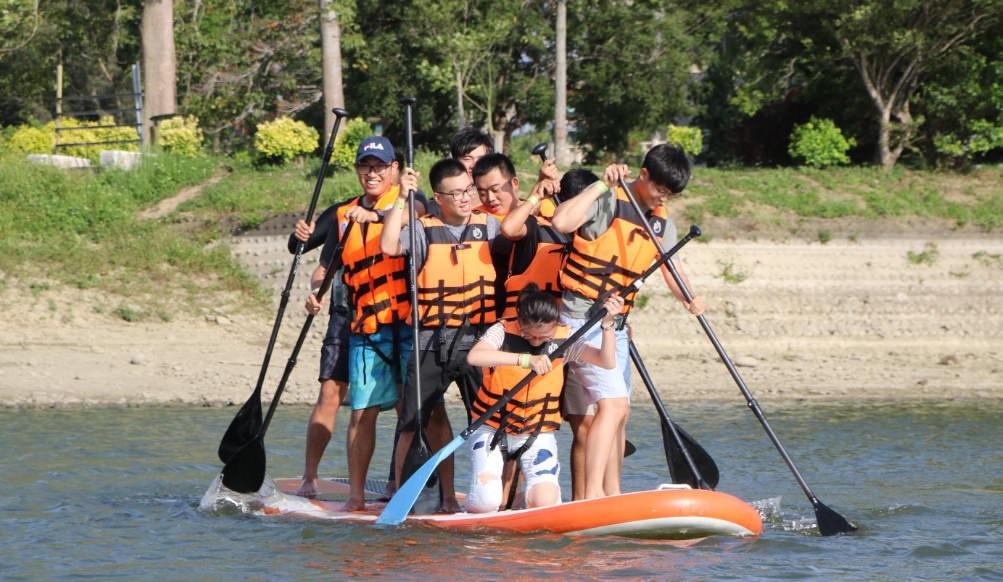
[2,400,1001,581]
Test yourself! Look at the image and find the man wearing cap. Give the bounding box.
[298,136,426,510]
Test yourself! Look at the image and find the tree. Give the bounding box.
[719,0,1002,169]
[142,0,177,145]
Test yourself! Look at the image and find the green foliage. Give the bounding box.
[907,242,939,265]
[788,117,856,168]
[666,125,704,158]
[817,229,832,244]
[7,118,138,160]
[254,117,319,163]
[717,261,748,284]
[157,116,204,157]
[98,152,217,206]
[331,119,373,171]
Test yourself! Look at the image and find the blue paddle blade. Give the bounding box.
[376,435,465,526]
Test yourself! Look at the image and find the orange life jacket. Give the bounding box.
[559,186,668,314]
[338,187,410,334]
[414,211,497,328]
[501,217,568,319]
[470,319,567,434]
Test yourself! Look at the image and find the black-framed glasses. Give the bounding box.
[355,163,390,175]
[436,185,477,200]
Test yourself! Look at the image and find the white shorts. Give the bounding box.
[465,425,561,513]
[560,314,631,416]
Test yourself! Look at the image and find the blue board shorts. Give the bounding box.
[560,313,631,416]
[348,323,412,412]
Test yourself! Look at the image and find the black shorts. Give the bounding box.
[399,329,483,433]
[318,307,350,383]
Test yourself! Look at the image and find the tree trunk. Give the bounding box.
[455,68,466,128]
[319,0,346,140]
[141,0,177,146]
[554,0,571,167]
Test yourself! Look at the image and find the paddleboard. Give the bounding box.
[267,477,763,540]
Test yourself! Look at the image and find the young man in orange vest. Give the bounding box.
[550,144,706,500]
[301,136,421,510]
[381,158,505,513]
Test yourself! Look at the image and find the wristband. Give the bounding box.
[393,198,407,211]
[526,194,541,207]
[518,354,531,369]
[601,320,615,330]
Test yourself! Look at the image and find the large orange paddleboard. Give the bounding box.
[267,478,763,540]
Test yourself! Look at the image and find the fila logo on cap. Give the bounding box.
[364,142,385,151]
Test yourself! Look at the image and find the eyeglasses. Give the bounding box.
[436,185,477,200]
[652,184,682,199]
[356,163,390,175]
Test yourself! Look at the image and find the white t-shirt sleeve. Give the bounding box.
[557,338,588,364]
[479,322,506,350]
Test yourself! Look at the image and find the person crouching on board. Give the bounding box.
[464,285,624,513]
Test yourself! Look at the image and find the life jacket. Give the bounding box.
[414,211,497,328]
[538,198,557,219]
[338,186,410,334]
[501,217,568,319]
[470,319,567,434]
[559,186,668,314]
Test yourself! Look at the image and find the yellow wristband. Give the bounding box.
[518,354,531,369]
[393,198,407,211]
[527,194,541,207]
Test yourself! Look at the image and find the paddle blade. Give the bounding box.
[217,395,263,464]
[814,499,857,536]
[219,437,267,494]
[377,435,464,526]
[624,439,637,458]
[665,423,720,490]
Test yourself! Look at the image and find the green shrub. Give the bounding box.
[666,125,703,158]
[157,115,204,156]
[7,125,54,154]
[254,117,319,163]
[788,117,856,168]
[331,118,374,171]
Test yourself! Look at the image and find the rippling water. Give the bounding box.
[2,400,1001,581]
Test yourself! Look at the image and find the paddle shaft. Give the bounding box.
[532,143,561,205]
[399,96,427,449]
[217,108,348,464]
[259,221,354,437]
[617,178,842,520]
[628,340,712,489]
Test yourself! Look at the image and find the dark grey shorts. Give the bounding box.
[319,307,350,383]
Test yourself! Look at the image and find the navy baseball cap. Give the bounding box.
[356,136,396,164]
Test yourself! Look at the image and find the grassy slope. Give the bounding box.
[1,150,1000,321]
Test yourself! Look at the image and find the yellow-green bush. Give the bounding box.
[331,118,374,171]
[157,115,203,156]
[254,117,318,163]
[7,125,55,154]
[788,117,856,168]
[666,125,703,158]
[5,117,139,161]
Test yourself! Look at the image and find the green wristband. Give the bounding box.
[518,354,531,369]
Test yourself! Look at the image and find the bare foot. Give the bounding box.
[343,497,366,512]
[296,477,319,498]
[439,495,462,514]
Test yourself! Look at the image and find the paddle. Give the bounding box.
[220,222,354,493]
[628,341,719,489]
[217,107,349,465]
[396,95,435,488]
[617,177,856,536]
[376,224,702,525]
[531,142,561,205]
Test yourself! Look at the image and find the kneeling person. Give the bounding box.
[464,285,624,513]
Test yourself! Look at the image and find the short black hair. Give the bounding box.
[558,168,601,200]
[516,283,560,326]
[471,152,516,181]
[429,158,468,193]
[450,127,494,159]
[642,144,691,194]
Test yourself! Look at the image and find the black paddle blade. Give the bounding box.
[624,439,637,458]
[217,396,263,464]
[665,423,720,490]
[814,499,857,536]
[220,437,267,494]
[401,432,437,490]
